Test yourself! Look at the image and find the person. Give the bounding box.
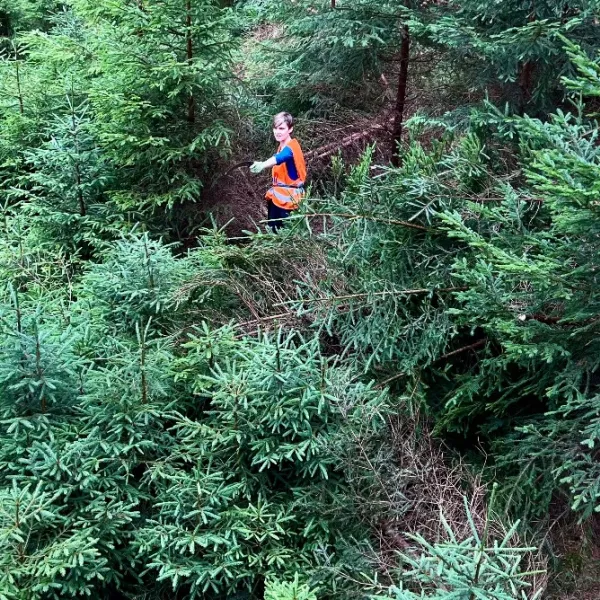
[250,112,307,232]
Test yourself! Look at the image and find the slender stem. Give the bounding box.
[276,286,467,307]
[140,323,148,404]
[390,23,410,166]
[34,324,46,413]
[14,44,24,115]
[143,235,155,289]
[186,0,195,124]
[300,212,429,231]
[14,286,22,335]
[437,339,486,361]
[70,94,86,217]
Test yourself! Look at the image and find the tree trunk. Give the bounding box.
[14,44,24,115]
[518,60,534,113]
[70,103,86,217]
[517,0,536,114]
[0,11,10,37]
[34,326,46,413]
[140,324,148,404]
[186,0,195,124]
[390,24,410,166]
[75,164,85,216]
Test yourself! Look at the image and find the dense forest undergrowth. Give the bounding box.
[1,1,600,599]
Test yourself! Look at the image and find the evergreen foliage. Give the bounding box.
[20,95,115,252]
[136,329,389,596]
[71,0,237,209]
[411,0,600,111]
[0,0,238,240]
[0,220,392,597]
[245,0,600,118]
[4,0,600,597]
[264,574,317,600]
[0,0,62,37]
[301,40,600,523]
[241,0,404,114]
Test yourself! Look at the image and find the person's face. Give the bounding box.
[273,121,292,143]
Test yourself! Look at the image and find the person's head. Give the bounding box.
[273,112,294,144]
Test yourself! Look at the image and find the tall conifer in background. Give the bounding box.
[1,0,240,241]
[0,0,63,36]
[71,0,238,211]
[412,0,600,112]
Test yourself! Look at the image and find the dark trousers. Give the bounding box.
[267,200,290,233]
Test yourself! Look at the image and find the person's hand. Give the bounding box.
[250,161,268,174]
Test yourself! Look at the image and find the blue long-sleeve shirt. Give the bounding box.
[274,145,299,181]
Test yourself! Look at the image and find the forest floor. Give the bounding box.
[549,555,600,598]
[546,516,600,599]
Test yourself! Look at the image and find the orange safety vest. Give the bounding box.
[265,138,307,211]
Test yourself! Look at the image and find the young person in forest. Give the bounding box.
[250,112,307,232]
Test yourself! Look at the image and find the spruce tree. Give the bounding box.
[135,327,389,597]
[20,95,114,254]
[412,0,600,112]
[71,0,238,210]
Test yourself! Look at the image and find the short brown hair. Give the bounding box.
[273,112,294,128]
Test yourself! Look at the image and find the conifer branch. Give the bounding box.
[304,120,392,161]
[375,340,487,389]
[279,286,466,307]
[301,212,430,231]
[437,339,487,361]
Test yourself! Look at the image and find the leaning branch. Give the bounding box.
[304,119,392,162]
[299,211,429,231]
[235,311,298,328]
[436,339,487,361]
[276,286,467,307]
[375,338,487,389]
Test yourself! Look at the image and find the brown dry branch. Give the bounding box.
[176,237,330,333]
[437,338,487,360]
[304,118,393,162]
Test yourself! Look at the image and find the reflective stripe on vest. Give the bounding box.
[267,184,304,211]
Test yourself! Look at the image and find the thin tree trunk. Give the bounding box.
[186,0,195,124]
[135,0,144,36]
[518,0,536,113]
[75,164,85,216]
[14,286,22,335]
[142,235,155,289]
[140,325,148,404]
[390,24,410,166]
[35,326,46,413]
[70,101,86,217]
[14,46,24,115]
[518,60,534,112]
